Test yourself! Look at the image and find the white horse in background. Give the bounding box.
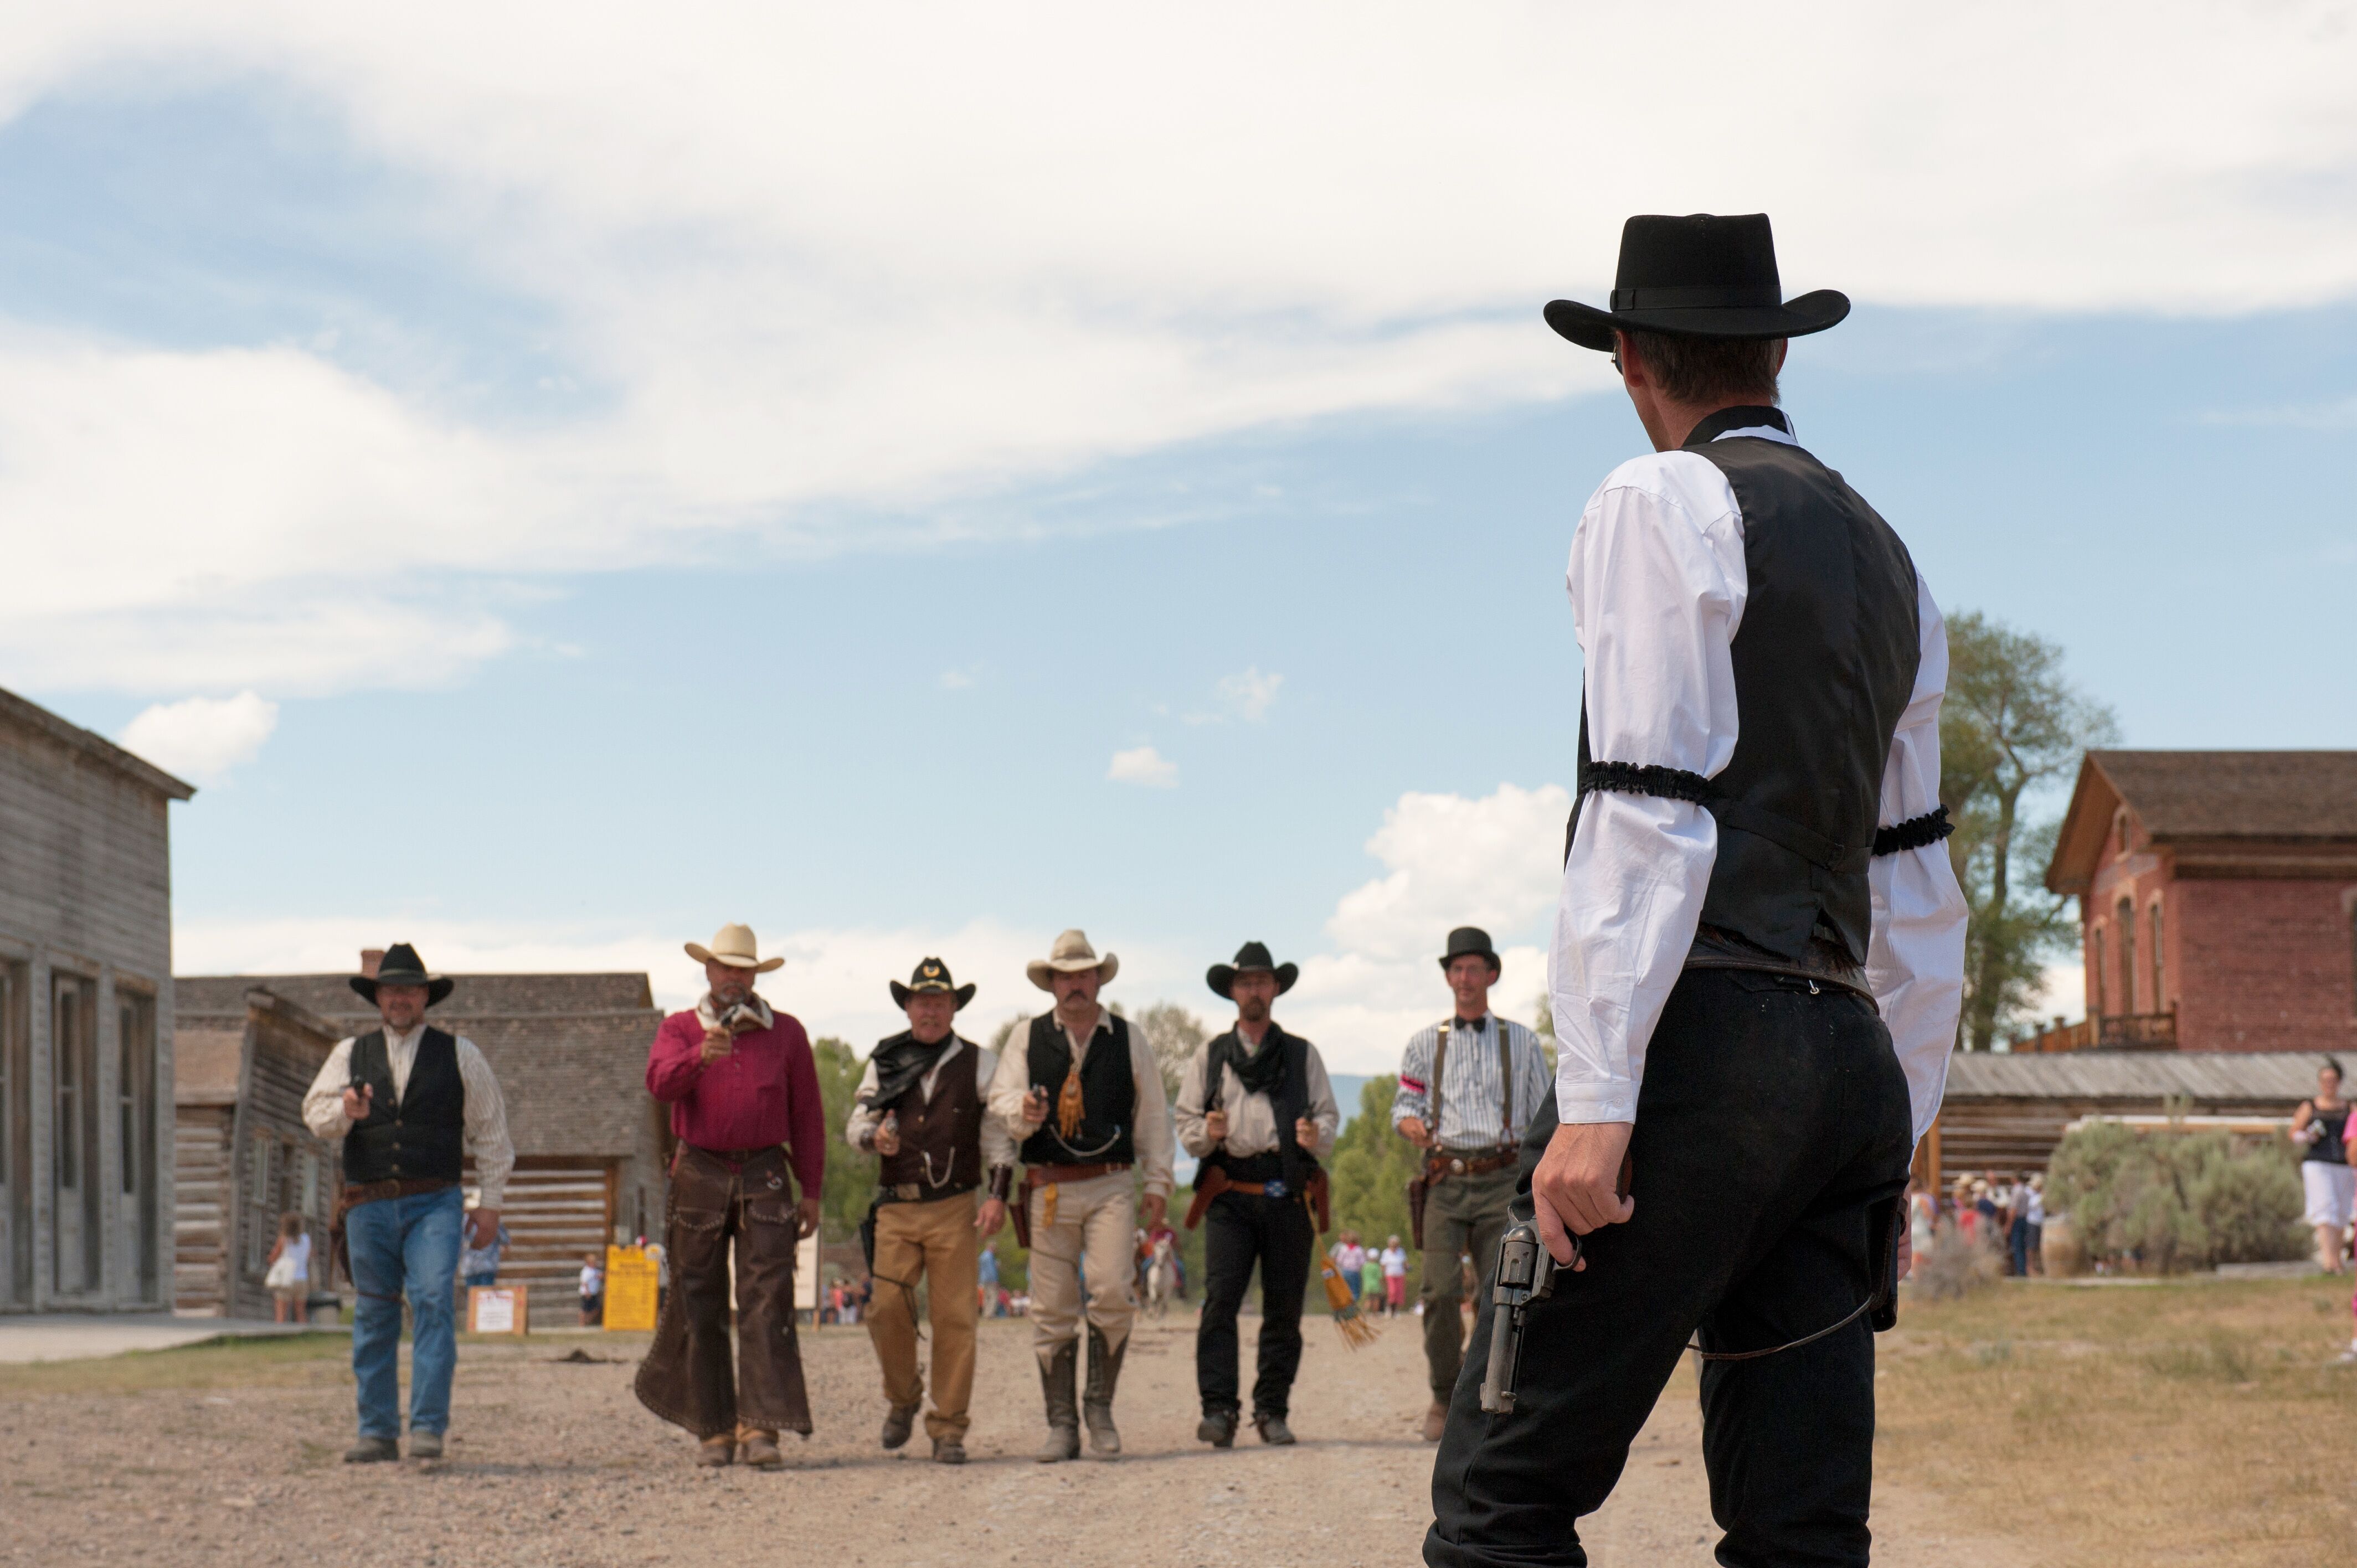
[1145,1235,1177,1317]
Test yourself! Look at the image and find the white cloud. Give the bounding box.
[2,4,2356,693]
[1217,667,1283,723]
[1107,745,1179,788]
[939,667,979,691]
[118,690,279,781]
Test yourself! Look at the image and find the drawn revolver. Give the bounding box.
[1479,1195,1574,1415]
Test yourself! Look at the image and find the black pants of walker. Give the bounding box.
[1196,1189,1314,1419]
[1425,968,1915,1568]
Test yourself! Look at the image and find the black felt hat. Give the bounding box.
[1437,927,1501,975]
[891,956,976,1011]
[1544,214,1849,353]
[1207,940,1299,1000]
[349,942,455,1008]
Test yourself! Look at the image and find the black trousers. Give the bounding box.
[1426,968,1914,1568]
[1196,1189,1314,1418]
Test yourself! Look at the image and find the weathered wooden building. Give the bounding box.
[2044,750,2357,1053]
[176,962,666,1322]
[1921,1051,2327,1188]
[0,687,193,1313]
[171,987,341,1317]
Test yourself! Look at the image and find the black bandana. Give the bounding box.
[1217,1025,1288,1097]
[864,1030,955,1110]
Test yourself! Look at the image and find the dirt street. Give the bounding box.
[0,1309,2025,1567]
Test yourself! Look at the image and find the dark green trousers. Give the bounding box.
[1419,1164,1516,1399]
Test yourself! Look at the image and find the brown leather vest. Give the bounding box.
[878,1044,983,1201]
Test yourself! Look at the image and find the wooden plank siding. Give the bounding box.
[172,1106,231,1313]
[472,1160,617,1323]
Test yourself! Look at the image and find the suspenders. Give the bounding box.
[1429,1017,1516,1149]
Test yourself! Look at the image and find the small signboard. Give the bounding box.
[467,1285,528,1335]
[604,1244,659,1331]
[795,1233,819,1311]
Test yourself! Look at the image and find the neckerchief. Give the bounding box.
[696,992,774,1035]
[863,1031,955,1110]
[1218,1023,1288,1097]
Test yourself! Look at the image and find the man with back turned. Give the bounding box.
[1425,214,1968,1568]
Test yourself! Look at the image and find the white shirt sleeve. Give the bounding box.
[1548,454,1748,1126]
[301,1038,360,1141]
[454,1036,516,1209]
[973,1045,1016,1170]
[1868,576,1971,1141]
[843,1056,886,1148]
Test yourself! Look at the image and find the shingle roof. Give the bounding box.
[1944,1050,2333,1102]
[2047,750,2357,892]
[174,971,662,1157]
[173,1028,245,1104]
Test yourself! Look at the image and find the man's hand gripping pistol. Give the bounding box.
[1480,1193,1576,1415]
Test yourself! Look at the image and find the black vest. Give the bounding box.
[1572,408,1921,964]
[876,1036,985,1200]
[1197,1026,1317,1193]
[1020,1013,1136,1168]
[342,1028,467,1185]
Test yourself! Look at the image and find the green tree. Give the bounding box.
[1132,1000,1209,1101]
[1939,610,2118,1050]
[809,1036,876,1242]
[1326,1075,1426,1297]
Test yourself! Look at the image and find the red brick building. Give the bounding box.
[2044,751,2357,1053]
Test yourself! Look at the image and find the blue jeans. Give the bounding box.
[346,1185,465,1439]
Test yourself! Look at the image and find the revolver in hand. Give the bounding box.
[1480,1197,1574,1415]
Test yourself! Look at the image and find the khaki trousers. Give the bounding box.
[864,1190,981,1441]
[1025,1168,1136,1362]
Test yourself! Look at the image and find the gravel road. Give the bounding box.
[0,1308,2027,1566]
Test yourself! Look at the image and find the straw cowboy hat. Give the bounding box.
[891,957,976,1010]
[1026,929,1119,992]
[349,942,455,1008]
[1206,940,1298,1000]
[685,922,785,973]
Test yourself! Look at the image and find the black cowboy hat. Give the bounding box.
[890,956,976,1011]
[1438,927,1501,976]
[349,942,456,1008]
[1544,214,1849,353]
[1207,940,1299,1000]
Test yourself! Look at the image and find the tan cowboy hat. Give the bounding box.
[1026,928,1118,992]
[685,922,785,973]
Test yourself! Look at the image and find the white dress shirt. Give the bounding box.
[301,1023,517,1206]
[843,1036,1017,1171]
[1548,418,1969,1139]
[984,1011,1176,1199]
[1388,1015,1552,1149]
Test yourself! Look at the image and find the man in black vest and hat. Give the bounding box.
[986,929,1174,1462]
[1175,942,1340,1448]
[1392,926,1552,1442]
[1424,215,1967,1568]
[843,958,1015,1465]
[302,943,514,1463]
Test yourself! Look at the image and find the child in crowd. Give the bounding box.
[1380,1235,1408,1317]
[579,1250,605,1327]
[263,1211,311,1324]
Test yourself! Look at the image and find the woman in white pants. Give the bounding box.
[2292,1060,2351,1273]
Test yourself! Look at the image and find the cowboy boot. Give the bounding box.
[1082,1324,1126,1458]
[1036,1340,1080,1463]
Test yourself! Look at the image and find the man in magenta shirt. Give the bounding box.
[634,923,825,1468]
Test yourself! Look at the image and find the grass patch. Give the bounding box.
[0,1332,352,1397]
[1880,1277,2357,1566]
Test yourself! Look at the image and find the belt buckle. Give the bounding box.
[1264,1178,1288,1199]
[893,1183,920,1201]
[766,1170,784,1190]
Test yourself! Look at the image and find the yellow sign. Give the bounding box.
[466,1285,528,1335]
[605,1244,659,1331]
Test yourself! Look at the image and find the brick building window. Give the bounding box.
[2117,898,2137,1013]
[2149,902,2166,1012]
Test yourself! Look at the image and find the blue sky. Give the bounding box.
[2,8,2353,1067]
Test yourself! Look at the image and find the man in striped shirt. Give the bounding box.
[1391,926,1551,1441]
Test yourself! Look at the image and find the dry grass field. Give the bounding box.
[1879,1275,2357,1567]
